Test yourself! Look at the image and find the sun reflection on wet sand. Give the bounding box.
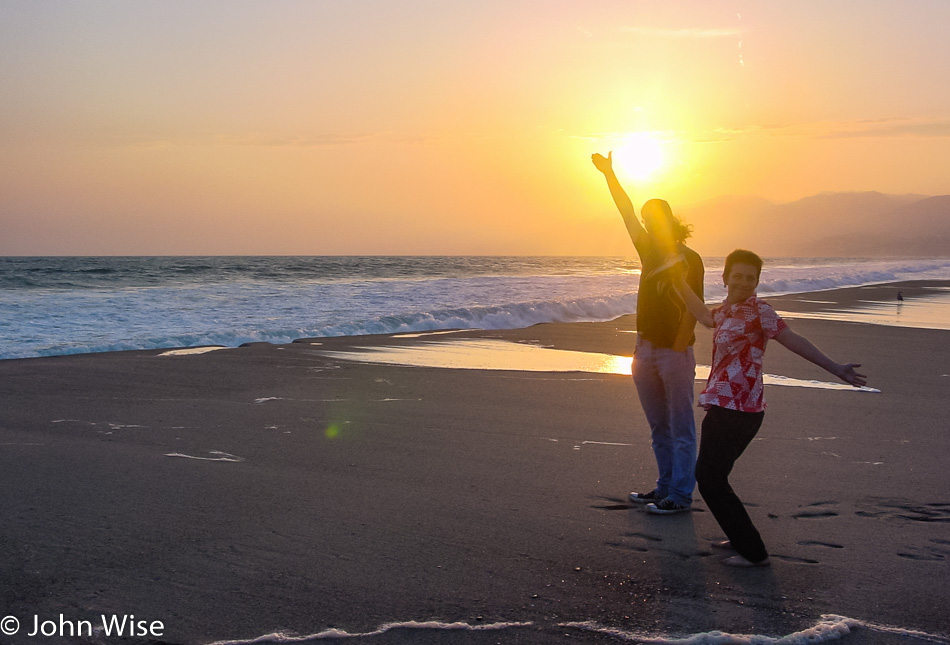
[320,339,878,392]
[323,339,630,375]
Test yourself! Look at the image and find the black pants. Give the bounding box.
[696,405,768,563]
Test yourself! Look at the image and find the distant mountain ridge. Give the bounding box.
[678,192,950,257]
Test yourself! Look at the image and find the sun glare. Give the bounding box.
[612,132,666,182]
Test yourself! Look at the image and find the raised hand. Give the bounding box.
[591,151,613,174]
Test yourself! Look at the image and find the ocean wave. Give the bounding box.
[0,256,632,290]
[732,259,950,297]
[311,293,641,339]
[2,257,949,360]
[2,293,641,360]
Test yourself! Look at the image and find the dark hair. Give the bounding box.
[671,216,693,243]
[724,249,763,279]
[642,199,693,243]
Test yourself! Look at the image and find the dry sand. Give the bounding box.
[1,281,948,644]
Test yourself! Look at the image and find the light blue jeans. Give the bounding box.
[632,337,697,506]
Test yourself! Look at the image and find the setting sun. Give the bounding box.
[611,132,668,182]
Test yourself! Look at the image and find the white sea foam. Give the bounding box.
[3,256,948,359]
[164,450,244,463]
[392,329,465,338]
[581,440,634,447]
[206,620,535,644]
[205,615,949,645]
[158,346,229,356]
[561,614,950,645]
[566,614,949,644]
[760,374,880,393]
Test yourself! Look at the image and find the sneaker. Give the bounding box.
[629,489,664,504]
[646,498,691,515]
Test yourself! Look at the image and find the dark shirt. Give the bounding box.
[634,235,704,348]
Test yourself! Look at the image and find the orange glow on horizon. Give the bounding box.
[1,3,948,255]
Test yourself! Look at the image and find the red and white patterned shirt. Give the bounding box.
[699,296,788,413]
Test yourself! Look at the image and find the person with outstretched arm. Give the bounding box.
[592,151,704,515]
[672,249,867,566]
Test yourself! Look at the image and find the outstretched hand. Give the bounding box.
[591,151,613,174]
[668,258,689,283]
[663,258,690,297]
[834,363,867,387]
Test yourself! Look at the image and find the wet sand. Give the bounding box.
[1,281,948,644]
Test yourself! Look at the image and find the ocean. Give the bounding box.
[3,255,950,361]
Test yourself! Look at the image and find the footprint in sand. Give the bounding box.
[856,498,950,523]
[591,496,632,511]
[652,548,712,560]
[793,500,840,519]
[608,533,713,559]
[607,532,662,553]
[607,542,649,553]
[797,540,844,549]
[771,554,820,565]
[897,539,950,562]
[793,510,840,519]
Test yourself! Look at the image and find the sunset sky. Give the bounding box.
[2,1,949,255]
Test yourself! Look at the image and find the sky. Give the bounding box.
[1,1,949,255]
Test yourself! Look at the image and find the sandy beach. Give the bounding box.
[1,281,948,644]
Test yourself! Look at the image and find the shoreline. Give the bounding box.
[2,281,949,644]
[3,279,949,365]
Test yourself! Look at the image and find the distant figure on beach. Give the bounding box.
[672,249,867,567]
[897,291,904,303]
[592,151,704,515]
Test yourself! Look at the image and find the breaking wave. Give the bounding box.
[2,256,949,359]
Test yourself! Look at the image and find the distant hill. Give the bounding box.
[678,192,950,257]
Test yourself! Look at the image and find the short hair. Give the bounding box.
[724,249,763,279]
[641,199,693,243]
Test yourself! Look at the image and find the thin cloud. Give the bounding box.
[571,130,679,144]
[814,117,950,139]
[688,124,791,143]
[219,133,374,147]
[127,131,437,149]
[689,118,950,143]
[619,26,743,38]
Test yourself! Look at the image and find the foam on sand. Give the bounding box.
[206,615,948,645]
[391,329,465,339]
[565,614,949,643]
[164,450,244,463]
[158,346,230,356]
[206,620,535,644]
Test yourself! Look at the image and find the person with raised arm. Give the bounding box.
[592,151,704,515]
[672,249,867,566]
